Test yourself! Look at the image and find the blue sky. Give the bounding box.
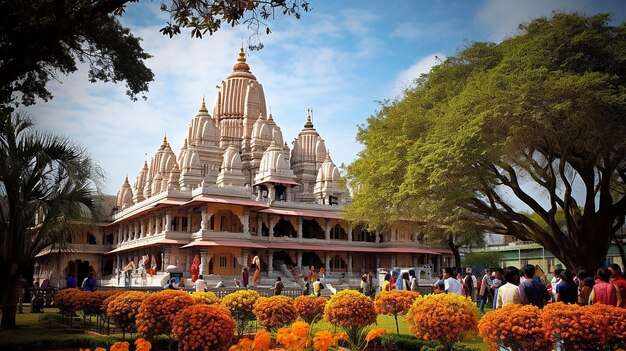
[25,0,626,195]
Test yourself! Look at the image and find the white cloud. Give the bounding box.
[388,53,445,99]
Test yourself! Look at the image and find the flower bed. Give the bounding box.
[293,295,327,325]
[172,304,235,351]
[136,290,195,337]
[478,304,550,351]
[252,296,298,331]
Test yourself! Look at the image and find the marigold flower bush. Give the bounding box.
[542,302,605,351]
[172,304,236,351]
[324,289,377,348]
[478,304,550,351]
[294,295,327,324]
[75,290,110,316]
[106,291,147,336]
[190,291,220,305]
[136,289,195,337]
[80,337,151,351]
[374,290,420,334]
[55,288,81,314]
[101,290,126,315]
[253,296,298,331]
[586,303,626,350]
[221,289,261,337]
[405,293,477,351]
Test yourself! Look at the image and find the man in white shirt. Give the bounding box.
[496,266,521,308]
[195,274,207,292]
[443,267,463,295]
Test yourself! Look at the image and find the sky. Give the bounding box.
[25,0,626,195]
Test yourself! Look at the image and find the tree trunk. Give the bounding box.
[1,277,20,328]
[447,234,462,274]
[612,234,626,271]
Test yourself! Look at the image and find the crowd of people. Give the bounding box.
[432,263,626,311]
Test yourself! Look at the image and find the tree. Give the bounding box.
[346,13,626,273]
[0,111,101,328]
[0,0,310,106]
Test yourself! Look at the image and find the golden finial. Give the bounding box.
[304,108,313,128]
[233,46,250,72]
[161,135,168,148]
[199,96,208,112]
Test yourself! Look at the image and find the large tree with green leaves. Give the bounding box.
[0,0,309,106]
[0,111,101,328]
[345,13,626,272]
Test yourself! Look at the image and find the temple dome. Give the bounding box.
[291,112,327,163]
[116,176,134,209]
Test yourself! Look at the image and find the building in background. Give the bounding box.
[34,49,452,288]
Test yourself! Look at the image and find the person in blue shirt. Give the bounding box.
[66,274,77,288]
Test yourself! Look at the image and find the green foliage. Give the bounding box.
[0,112,101,328]
[346,12,626,272]
[381,333,437,351]
[462,252,502,270]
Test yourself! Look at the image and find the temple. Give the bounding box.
[33,48,453,288]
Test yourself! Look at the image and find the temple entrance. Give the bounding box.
[272,250,295,267]
[64,259,94,284]
[302,219,324,239]
[302,251,323,269]
[273,218,296,237]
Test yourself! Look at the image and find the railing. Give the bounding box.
[29,287,58,308]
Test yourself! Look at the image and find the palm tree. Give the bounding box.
[0,111,101,328]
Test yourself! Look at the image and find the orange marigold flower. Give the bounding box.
[134,338,152,351]
[365,328,386,342]
[252,296,298,331]
[110,341,130,351]
[253,329,271,351]
[313,330,334,351]
[293,295,327,324]
[172,304,235,351]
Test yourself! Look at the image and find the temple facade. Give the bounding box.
[34,48,452,288]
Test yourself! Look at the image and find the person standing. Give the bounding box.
[491,269,504,310]
[252,256,261,287]
[409,270,419,291]
[360,274,369,294]
[271,277,284,295]
[463,272,473,299]
[479,269,492,313]
[195,274,207,292]
[608,263,626,308]
[555,270,578,304]
[401,271,410,290]
[382,273,392,292]
[443,267,463,295]
[591,267,622,307]
[307,266,317,284]
[66,274,77,288]
[242,267,249,288]
[519,264,550,308]
[496,266,521,308]
[81,272,97,292]
[313,277,324,296]
[549,267,563,302]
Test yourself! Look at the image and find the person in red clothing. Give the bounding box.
[608,263,626,308]
[590,267,621,307]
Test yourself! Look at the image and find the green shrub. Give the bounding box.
[381,333,437,351]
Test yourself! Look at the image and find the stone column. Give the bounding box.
[268,215,274,237]
[200,249,208,275]
[325,251,330,273]
[117,226,122,244]
[187,214,192,233]
[164,247,172,268]
[242,249,250,268]
[200,205,208,231]
[297,217,303,240]
[413,254,418,267]
[347,252,353,274]
[347,224,353,242]
[257,215,263,236]
[324,219,331,241]
[243,209,250,236]
[268,250,274,274]
[165,212,172,232]
[391,254,396,268]
[297,251,303,271]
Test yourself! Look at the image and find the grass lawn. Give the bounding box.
[1,309,488,351]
